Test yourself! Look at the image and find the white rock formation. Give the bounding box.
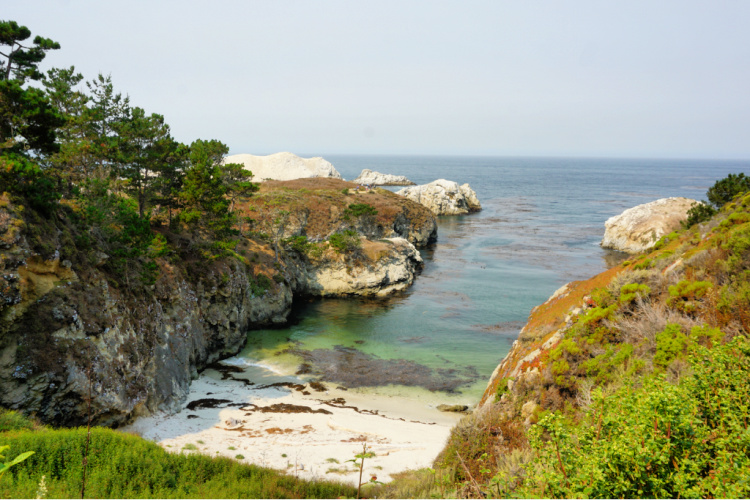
[601,197,697,254]
[396,179,481,215]
[295,237,423,297]
[352,169,415,186]
[224,152,342,181]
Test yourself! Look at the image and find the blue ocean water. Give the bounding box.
[239,156,749,404]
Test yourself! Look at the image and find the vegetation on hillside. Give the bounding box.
[375,173,750,498]
[0,410,354,498]
[0,19,260,292]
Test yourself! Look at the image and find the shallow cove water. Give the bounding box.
[235,156,749,406]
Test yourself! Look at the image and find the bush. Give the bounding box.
[521,334,750,499]
[328,230,361,254]
[344,203,378,219]
[683,202,717,228]
[707,172,750,209]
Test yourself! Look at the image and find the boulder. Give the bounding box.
[224,152,342,181]
[352,169,415,186]
[601,197,697,254]
[396,179,481,215]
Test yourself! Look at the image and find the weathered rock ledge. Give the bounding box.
[352,169,415,186]
[601,197,696,254]
[397,179,481,215]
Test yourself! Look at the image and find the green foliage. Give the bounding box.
[707,172,750,209]
[283,235,310,254]
[0,445,33,478]
[633,258,653,270]
[249,274,273,296]
[581,343,635,383]
[179,139,232,238]
[328,229,361,254]
[0,410,35,433]
[344,203,378,219]
[79,178,154,281]
[619,283,651,304]
[495,377,514,401]
[521,334,750,499]
[0,20,60,82]
[654,323,688,368]
[0,154,60,213]
[0,427,355,498]
[667,279,712,314]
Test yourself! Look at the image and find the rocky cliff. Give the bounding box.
[600,197,696,253]
[224,152,343,182]
[0,181,436,427]
[397,179,481,215]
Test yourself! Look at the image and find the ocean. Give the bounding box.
[235,156,749,406]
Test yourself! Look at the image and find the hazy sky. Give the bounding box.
[6,1,750,158]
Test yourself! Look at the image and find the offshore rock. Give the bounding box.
[397,179,481,215]
[352,169,416,186]
[288,237,423,297]
[601,197,697,254]
[224,152,342,181]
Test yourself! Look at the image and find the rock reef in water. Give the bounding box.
[396,179,481,215]
[352,169,416,186]
[224,152,342,181]
[600,197,697,254]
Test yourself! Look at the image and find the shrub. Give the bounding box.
[654,323,688,368]
[328,230,361,254]
[707,172,750,209]
[667,280,712,314]
[619,283,651,304]
[344,203,378,219]
[521,334,750,499]
[682,202,717,228]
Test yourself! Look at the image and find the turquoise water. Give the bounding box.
[239,156,749,403]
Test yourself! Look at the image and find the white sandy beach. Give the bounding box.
[123,360,463,486]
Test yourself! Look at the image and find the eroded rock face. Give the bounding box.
[224,152,343,181]
[0,186,434,427]
[352,169,415,186]
[289,237,423,297]
[397,179,481,215]
[601,197,697,254]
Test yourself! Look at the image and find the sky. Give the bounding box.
[5,0,750,158]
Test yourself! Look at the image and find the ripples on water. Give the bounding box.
[238,156,750,404]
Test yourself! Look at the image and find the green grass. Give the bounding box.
[0,424,355,498]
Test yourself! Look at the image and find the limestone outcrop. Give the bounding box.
[397,179,481,215]
[352,169,415,186]
[601,197,697,254]
[224,152,342,181]
[289,237,423,297]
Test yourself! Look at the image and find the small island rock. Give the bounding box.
[396,179,481,215]
[601,197,698,254]
[224,152,342,181]
[352,169,416,186]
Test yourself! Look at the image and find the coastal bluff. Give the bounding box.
[397,179,481,215]
[0,179,436,427]
[601,197,697,253]
[224,152,342,181]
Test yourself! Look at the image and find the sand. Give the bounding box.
[122,359,462,486]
